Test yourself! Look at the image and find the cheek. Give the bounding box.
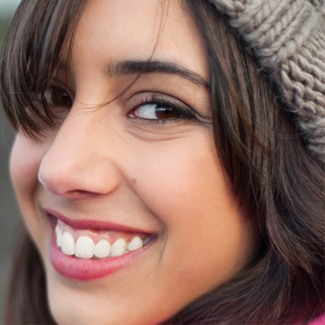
[10,134,44,194]
[9,134,49,245]
[10,136,52,312]
[130,134,257,288]
[10,134,40,192]
[131,134,227,222]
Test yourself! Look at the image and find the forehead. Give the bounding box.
[69,0,208,80]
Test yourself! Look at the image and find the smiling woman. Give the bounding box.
[0,0,324,324]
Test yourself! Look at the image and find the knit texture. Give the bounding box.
[208,0,325,163]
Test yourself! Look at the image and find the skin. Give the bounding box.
[10,0,257,324]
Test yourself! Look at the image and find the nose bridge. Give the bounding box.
[38,107,120,196]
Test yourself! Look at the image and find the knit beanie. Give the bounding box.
[207,0,325,163]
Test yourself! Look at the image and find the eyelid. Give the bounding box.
[128,92,212,124]
[145,94,196,118]
[129,95,192,124]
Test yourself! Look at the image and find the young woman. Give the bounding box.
[1,0,324,324]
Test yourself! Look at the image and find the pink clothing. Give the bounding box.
[309,313,325,325]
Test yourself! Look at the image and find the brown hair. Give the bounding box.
[1,0,324,324]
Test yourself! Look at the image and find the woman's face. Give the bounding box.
[10,0,257,324]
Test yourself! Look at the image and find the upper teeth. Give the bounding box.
[55,223,145,259]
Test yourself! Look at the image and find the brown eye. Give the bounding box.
[44,86,73,108]
[133,103,182,120]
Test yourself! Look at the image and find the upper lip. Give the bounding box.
[45,208,154,235]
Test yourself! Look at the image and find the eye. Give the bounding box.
[129,96,197,123]
[133,103,182,120]
[43,85,73,108]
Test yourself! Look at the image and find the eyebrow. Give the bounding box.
[106,60,209,88]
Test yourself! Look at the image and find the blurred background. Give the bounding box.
[0,0,21,321]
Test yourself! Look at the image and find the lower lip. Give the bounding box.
[49,230,150,281]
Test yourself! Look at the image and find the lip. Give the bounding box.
[46,208,152,233]
[50,237,150,281]
[46,208,155,281]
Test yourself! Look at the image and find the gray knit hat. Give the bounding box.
[208,0,325,163]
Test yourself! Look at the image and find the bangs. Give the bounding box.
[0,0,87,139]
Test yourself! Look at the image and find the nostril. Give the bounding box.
[38,148,121,198]
[38,156,51,188]
[37,124,121,197]
[37,156,69,196]
[38,168,46,188]
[59,190,99,200]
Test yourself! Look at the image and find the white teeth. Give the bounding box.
[127,236,144,251]
[55,222,148,259]
[111,238,127,256]
[55,224,62,248]
[75,236,95,259]
[94,239,111,258]
[61,232,75,256]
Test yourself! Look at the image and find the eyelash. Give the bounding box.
[39,85,202,126]
[129,95,198,124]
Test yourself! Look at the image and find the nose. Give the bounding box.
[38,109,121,198]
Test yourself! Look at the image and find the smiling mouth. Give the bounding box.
[55,219,153,259]
[47,212,156,280]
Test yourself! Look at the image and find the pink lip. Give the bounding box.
[46,208,151,233]
[50,237,148,281]
[46,209,155,281]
